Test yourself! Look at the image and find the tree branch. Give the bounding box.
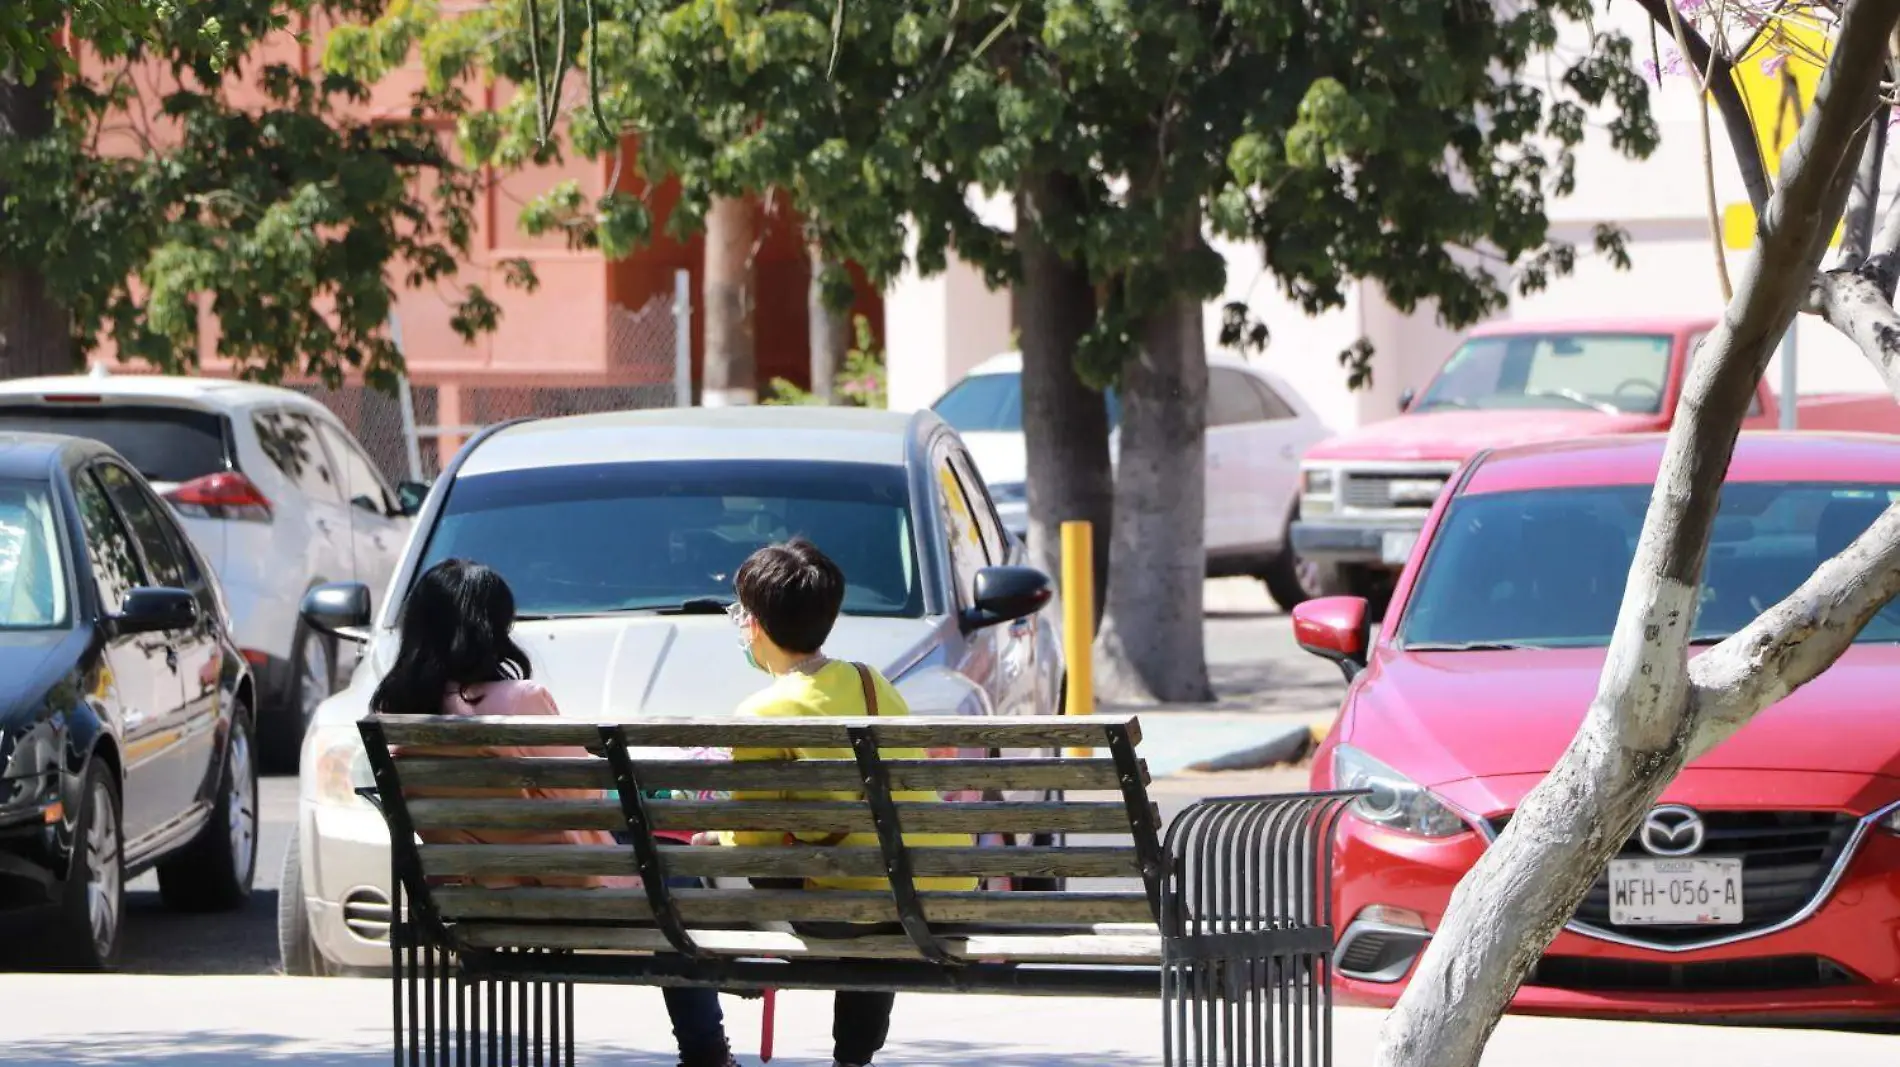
[1835,101,1890,269]
[1633,0,1773,213]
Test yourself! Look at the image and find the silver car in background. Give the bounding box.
[280,406,1065,973]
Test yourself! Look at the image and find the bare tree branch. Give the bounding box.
[1665,0,1737,300]
[1633,0,1774,213]
[1836,102,1890,268]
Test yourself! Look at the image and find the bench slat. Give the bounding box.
[372,714,1137,751]
[419,844,1140,880]
[452,923,1164,964]
[405,798,1140,836]
[431,887,1157,925]
[394,757,1135,794]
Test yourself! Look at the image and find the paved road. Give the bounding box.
[97,583,1335,977]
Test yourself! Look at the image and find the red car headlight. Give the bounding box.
[1878,801,1900,834]
[1333,744,1471,839]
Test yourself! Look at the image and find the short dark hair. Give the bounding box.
[734,538,845,654]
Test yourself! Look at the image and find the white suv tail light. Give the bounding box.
[165,471,272,522]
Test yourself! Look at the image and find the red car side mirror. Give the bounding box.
[1292,596,1371,681]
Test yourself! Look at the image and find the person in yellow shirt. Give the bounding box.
[717,538,974,1067]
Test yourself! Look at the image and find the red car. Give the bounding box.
[1295,432,1900,1023]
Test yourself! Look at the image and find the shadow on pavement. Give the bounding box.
[117,888,281,976]
[2,1033,673,1067]
[4,1033,1136,1067]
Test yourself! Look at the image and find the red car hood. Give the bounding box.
[1347,644,1900,787]
[1304,410,1663,462]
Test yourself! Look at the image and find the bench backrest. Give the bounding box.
[360,714,1165,960]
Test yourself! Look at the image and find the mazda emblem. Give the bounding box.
[1639,805,1706,857]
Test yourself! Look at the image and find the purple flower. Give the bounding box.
[1760,51,1789,77]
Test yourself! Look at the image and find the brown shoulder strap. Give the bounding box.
[852,662,880,717]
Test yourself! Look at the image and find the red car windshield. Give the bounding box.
[1413,333,1672,415]
[1400,482,1900,649]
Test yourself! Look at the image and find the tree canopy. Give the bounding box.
[330,0,1661,699]
[0,1,525,386]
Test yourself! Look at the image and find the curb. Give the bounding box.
[1180,717,1334,774]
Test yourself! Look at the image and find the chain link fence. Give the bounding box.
[297,271,691,485]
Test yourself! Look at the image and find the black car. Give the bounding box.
[0,432,257,969]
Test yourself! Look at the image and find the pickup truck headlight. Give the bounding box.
[1302,468,1336,516]
[306,724,376,808]
[1334,744,1468,838]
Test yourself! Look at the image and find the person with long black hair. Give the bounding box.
[373,559,739,1067]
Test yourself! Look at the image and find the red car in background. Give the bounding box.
[1295,433,1900,1023]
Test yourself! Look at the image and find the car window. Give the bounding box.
[415,460,922,618]
[933,370,1123,433]
[255,409,344,503]
[74,470,145,614]
[1208,368,1270,426]
[1416,333,1672,415]
[316,420,394,515]
[0,404,228,484]
[1249,375,1297,420]
[1399,482,1900,649]
[95,462,190,590]
[948,449,1008,565]
[0,480,69,629]
[932,442,986,607]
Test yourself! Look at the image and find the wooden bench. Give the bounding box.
[358,713,1355,1066]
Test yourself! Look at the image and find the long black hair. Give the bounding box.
[369,558,533,715]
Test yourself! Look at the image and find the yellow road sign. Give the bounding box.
[1718,20,1831,250]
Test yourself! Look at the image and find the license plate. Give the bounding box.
[1380,530,1419,566]
[1608,857,1744,926]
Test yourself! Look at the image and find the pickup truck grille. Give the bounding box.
[1487,811,1855,947]
[1339,471,1449,510]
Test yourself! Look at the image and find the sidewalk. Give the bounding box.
[1103,579,1342,777]
[6,973,1891,1065]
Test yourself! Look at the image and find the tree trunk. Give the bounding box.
[1376,6,1897,1063]
[1093,217,1213,704]
[0,50,75,380]
[807,239,846,403]
[702,195,757,406]
[1015,172,1111,622]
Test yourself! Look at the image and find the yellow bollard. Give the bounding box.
[1061,520,1095,758]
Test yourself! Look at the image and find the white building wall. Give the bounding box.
[881,1,1885,422]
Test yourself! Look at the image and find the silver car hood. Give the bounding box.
[313,613,976,729]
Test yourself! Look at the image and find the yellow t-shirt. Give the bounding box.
[720,660,979,892]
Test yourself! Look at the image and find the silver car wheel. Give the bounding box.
[86,779,121,956]
[228,727,258,882]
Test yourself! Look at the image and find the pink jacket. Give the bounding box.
[405,679,636,889]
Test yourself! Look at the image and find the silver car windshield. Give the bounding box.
[414,459,923,619]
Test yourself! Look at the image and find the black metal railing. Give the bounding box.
[1161,792,1358,1067]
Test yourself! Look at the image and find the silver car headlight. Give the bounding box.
[1333,744,1468,838]
[305,724,376,808]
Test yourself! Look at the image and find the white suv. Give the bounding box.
[932,352,1334,610]
[0,371,423,767]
